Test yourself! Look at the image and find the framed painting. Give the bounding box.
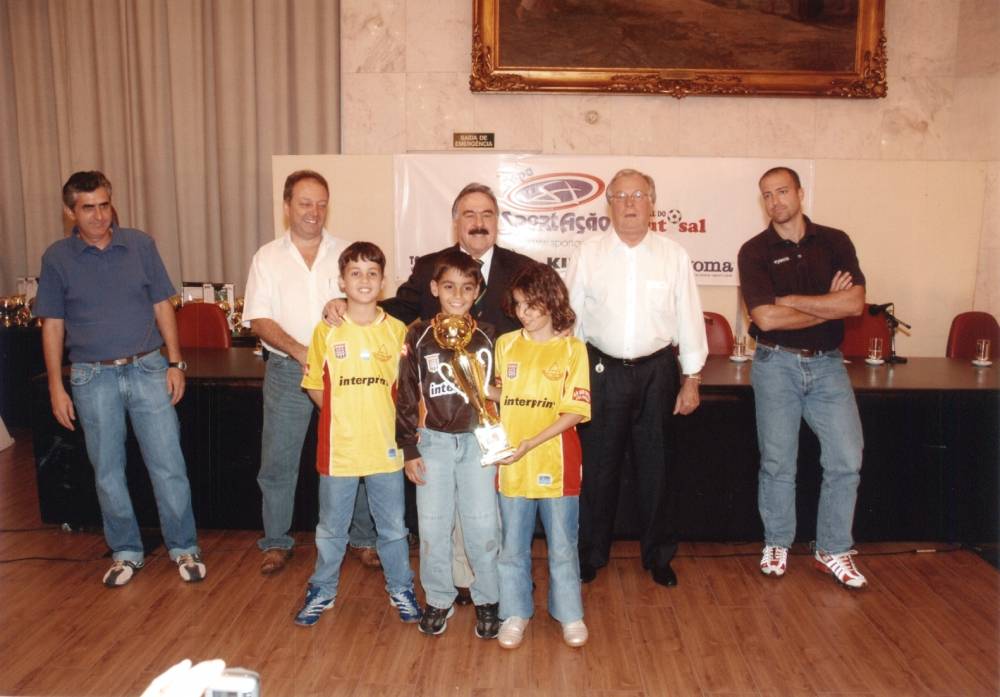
[471,0,886,98]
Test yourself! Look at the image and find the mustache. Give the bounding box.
[467,227,490,236]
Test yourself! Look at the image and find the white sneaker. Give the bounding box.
[760,545,789,577]
[562,619,588,648]
[176,553,207,583]
[497,616,529,649]
[814,549,867,589]
[103,559,144,587]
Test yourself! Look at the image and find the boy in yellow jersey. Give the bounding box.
[293,242,421,627]
[491,263,591,649]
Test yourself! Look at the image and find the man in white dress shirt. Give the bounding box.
[243,170,351,575]
[566,168,708,587]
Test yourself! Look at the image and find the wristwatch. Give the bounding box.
[169,360,188,372]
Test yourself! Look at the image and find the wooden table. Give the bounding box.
[32,350,999,543]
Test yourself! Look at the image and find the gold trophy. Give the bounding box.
[432,313,514,466]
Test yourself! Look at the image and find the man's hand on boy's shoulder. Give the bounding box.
[404,457,426,485]
[323,298,348,326]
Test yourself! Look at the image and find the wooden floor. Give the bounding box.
[1,430,998,697]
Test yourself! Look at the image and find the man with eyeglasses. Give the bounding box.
[566,168,708,587]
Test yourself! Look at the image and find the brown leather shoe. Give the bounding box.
[260,547,292,575]
[350,546,382,569]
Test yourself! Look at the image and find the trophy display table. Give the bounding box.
[31,350,999,544]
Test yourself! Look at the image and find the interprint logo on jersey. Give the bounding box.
[572,387,591,404]
[333,343,347,360]
[425,353,441,372]
[506,362,518,380]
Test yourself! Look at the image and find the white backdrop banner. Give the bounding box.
[394,154,814,286]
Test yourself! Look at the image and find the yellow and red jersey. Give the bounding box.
[494,331,591,498]
[301,310,406,476]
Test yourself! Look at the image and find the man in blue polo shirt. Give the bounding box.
[35,170,206,588]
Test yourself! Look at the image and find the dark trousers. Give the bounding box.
[578,344,680,571]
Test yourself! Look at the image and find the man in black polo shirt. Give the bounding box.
[737,166,868,589]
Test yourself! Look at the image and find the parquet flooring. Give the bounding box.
[0,429,997,696]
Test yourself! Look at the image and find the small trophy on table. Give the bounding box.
[432,313,515,466]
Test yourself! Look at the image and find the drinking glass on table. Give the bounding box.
[867,337,883,362]
[975,339,991,364]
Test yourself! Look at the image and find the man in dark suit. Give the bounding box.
[381,182,533,334]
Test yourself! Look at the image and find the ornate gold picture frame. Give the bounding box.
[471,0,886,99]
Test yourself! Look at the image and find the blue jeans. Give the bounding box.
[257,354,314,551]
[498,494,583,624]
[70,350,199,563]
[750,345,863,553]
[415,428,500,608]
[309,470,414,598]
[349,479,377,548]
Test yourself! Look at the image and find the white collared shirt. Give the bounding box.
[243,229,350,356]
[566,231,708,374]
[461,244,494,283]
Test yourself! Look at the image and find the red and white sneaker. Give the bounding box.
[814,549,867,589]
[760,545,788,577]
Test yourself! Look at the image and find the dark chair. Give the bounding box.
[176,302,232,349]
[840,304,891,358]
[703,312,735,356]
[946,311,999,360]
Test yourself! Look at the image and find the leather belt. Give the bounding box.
[755,338,831,358]
[589,343,676,368]
[97,355,142,366]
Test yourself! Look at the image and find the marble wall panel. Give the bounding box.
[341,0,406,73]
[405,72,476,150]
[341,73,407,154]
[541,95,613,154]
[956,0,1000,76]
[878,76,954,160]
[405,0,470,73]
[887,0,960,78]
[608,96,680,156]
[673,98,750,157]
[472,94,544,152]
[743,99,818,159]
[814,99,885,160]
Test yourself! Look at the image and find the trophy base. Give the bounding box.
[475,424,516,466]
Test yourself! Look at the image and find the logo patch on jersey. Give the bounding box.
[542,363,563,381]
[773,256,790,265]
[333,343,347,359]
[373,344,392,362]
[426,353,441,372]
[573,387,591,404]
[537,474,553,486]
[506,362,518,380]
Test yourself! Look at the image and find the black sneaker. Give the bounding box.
[474,602,500,639]
[418,604,455,636]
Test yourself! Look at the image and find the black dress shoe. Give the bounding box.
[651,563,677,587]
[455,586,473,605]
[580,563,598,583]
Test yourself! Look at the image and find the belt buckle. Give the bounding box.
[112,357,129,366]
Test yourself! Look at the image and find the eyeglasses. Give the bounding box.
[607,190,652,204]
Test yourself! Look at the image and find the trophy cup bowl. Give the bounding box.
[432,314,515,466]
